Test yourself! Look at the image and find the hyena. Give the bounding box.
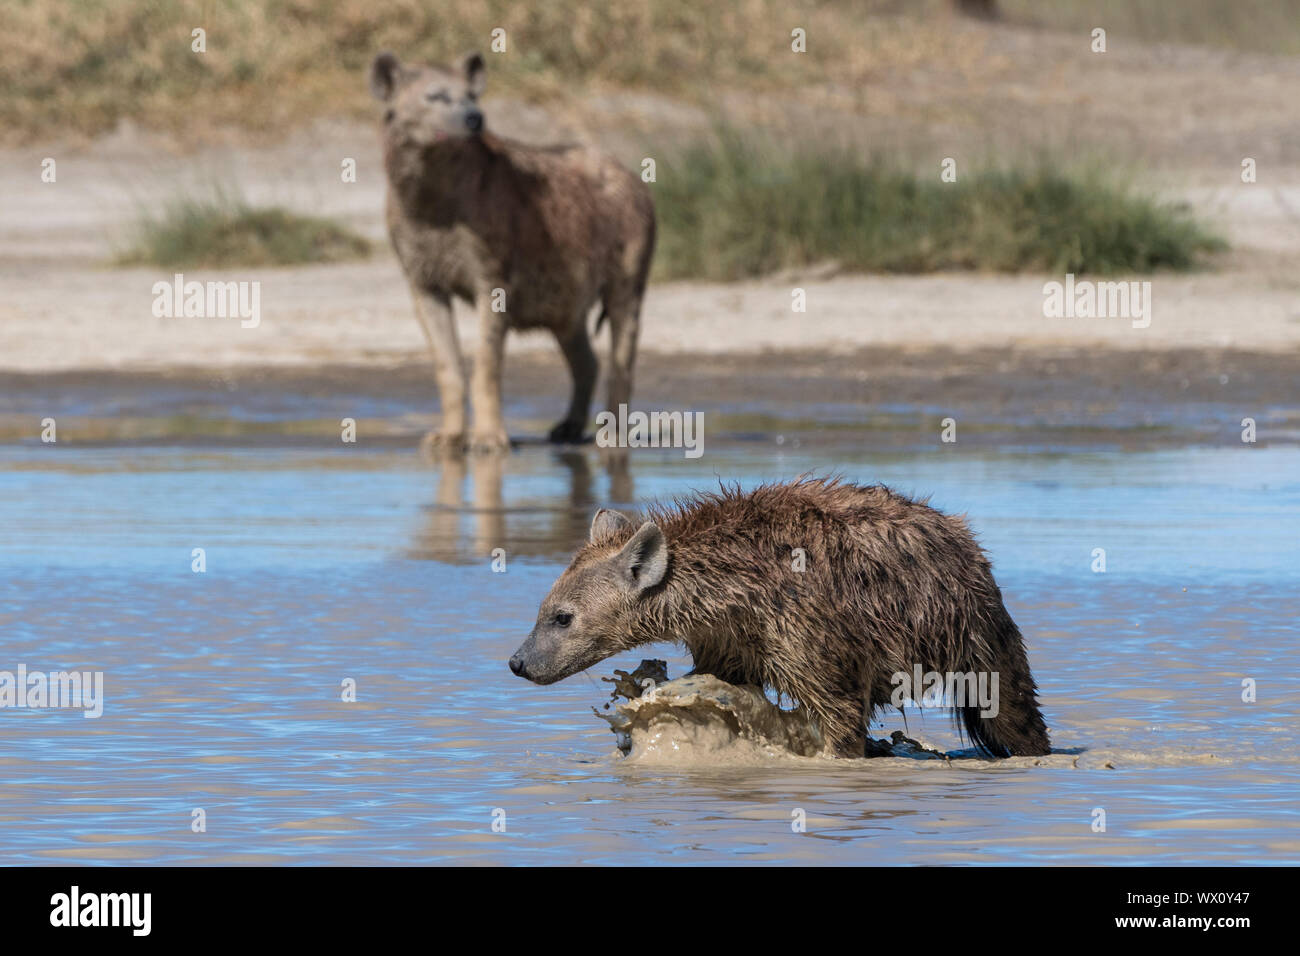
[370,51,656,453]
[509,478,1052,758]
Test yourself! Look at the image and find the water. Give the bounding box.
[1,435,1297,865]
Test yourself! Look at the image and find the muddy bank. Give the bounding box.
[3,346,1297,449]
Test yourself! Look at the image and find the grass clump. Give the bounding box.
[652,132,1226,280]
[116,195,371,268]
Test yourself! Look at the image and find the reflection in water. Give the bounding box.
[412,447,633,563]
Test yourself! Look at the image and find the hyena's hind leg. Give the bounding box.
[549,319,598,444]
[958,613,1051,758]
[603,292,642,420]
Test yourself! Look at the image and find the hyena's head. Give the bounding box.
[509,509,669,685]
[369,51,486,149]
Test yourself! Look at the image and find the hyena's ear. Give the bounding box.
[590,508,633,543]
[369,51,403,102]
[617,522,668,593]
[462,51,486,98]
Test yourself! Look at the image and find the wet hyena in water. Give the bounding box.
[510,478,1051,758]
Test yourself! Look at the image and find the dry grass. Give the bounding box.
[999,0,1300,54]
[14,0,1298,144]
[0,0,921,141]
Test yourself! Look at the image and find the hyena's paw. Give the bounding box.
[468,426,512,455]
[547,419,587,444]
[419,429,468,457]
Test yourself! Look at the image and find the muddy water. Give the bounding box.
[1,430,1297,864]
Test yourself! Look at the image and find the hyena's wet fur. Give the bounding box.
[511,478,1051,758]
[371,51,656,453]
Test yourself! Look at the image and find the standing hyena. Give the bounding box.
[509,478,1052,758]
[370,51,656,453]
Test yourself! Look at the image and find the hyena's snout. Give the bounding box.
[508,626,593,686]
[508,632,547,683]
[507,648,529,679]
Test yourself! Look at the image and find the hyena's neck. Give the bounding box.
[386,134,508,223]
[630,556,744,662]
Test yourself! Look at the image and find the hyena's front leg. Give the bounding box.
[605,296,641,418]
[411,287,467,452]
[468,287,511,454]
[801,668,870,758]
[823,697,869,758]
[550,320,597,444]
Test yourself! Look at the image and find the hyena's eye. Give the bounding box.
[553,612,573,628]
[425,90,451,103]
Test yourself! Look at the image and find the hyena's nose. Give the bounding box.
[508,653,527,678]
[465,110,483,133]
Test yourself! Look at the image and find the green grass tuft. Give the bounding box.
[115,194,372,268]
[652,131,1227,280]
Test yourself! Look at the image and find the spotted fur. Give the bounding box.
[372,51,655,451]
[511,477,1051,758]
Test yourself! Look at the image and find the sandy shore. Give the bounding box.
[2,100,1298,374]
[1,29,1295,380]
[1,253,1299,373]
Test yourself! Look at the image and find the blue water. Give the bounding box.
[0,439,1297,864]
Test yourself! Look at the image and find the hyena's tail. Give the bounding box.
[958,605,1051,758]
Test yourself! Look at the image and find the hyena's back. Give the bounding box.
[658,480,1051,757]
